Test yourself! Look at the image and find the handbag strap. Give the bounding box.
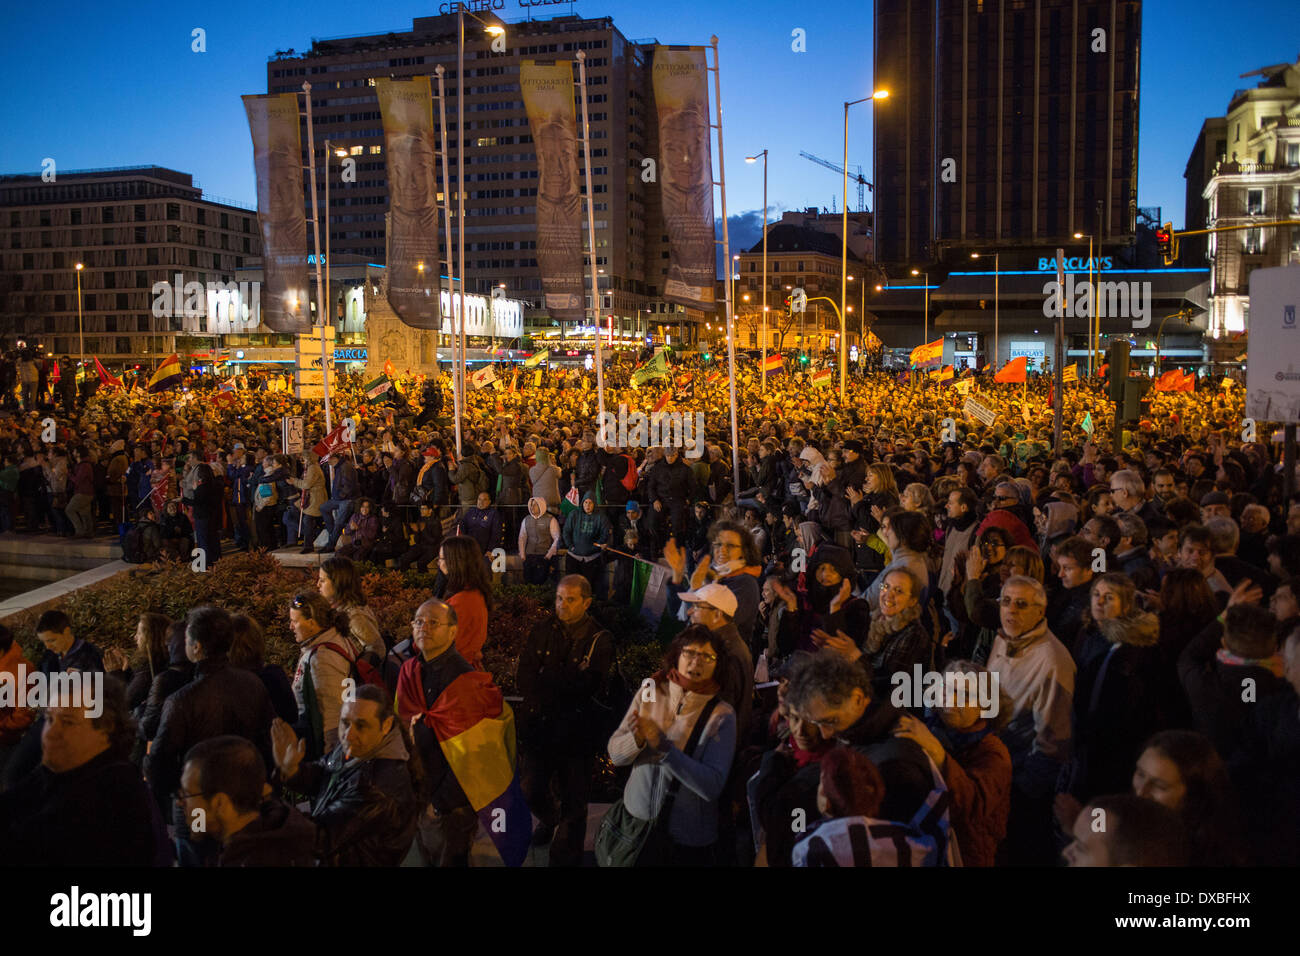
[656,694,721,824]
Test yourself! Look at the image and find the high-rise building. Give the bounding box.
[873,0,1142,272]
[0,166,261,363]
[1186,58,1300,352]
[265,13,699,343]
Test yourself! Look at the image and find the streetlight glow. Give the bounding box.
[872,89,889,99]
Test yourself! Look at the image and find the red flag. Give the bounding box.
[384,359,396,379]
[94,357,123,388]
[652,392,670,413]
[993,356,1028,383]
[312,424,350,462]
[1177,370,1195,393]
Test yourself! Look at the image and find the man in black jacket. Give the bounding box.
[181,734,315,866]
[752,652,935,866]
[320,450,360,553]
[516,574,614,866]
[271,685,420,866]
[647,446,692,552]
[0,677,165,866]
[145,606,276,863]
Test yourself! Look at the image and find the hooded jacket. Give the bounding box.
[519,496,560,558]
[219,800,317,867]
[289,461,326,517]
[562,491,611,558]
[286,723,420,867]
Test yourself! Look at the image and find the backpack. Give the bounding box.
[619,454,638,493]
[381,637,416,696]
[313,638,386,693]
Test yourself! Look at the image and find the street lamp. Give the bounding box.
[841,88,889,403]
[911,268,930,343]
[74,262,85,379]
[971,252,999,368]
[1074,231,1097,376]
[745,149,769,389]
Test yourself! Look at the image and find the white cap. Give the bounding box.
[679,582,738,618]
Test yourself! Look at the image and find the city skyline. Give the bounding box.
[6,0,1298,232]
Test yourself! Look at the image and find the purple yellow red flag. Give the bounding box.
[762,354,784,374]
[909,338,943,370]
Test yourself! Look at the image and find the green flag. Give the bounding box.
[363,374,392,402]
[1081,411,1093,435]
[524,349,550,368]
[628,557,653,612]
[631,350,669,387]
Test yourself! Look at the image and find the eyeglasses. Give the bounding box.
[174,789,206,801]
[411,617,452,629]
[712,540,742,552]
[798,712,841,731]
[999,596,1044,610]
[679,649,717,664]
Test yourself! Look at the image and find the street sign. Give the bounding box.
[1245,266,1300,422]
[282,416,305,454]
[294,369,325,386]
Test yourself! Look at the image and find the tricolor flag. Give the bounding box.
[993,356,1028,384]
[762,353,784,375]
[470,366,498,389]
[147,354,184,393]
[810,367,833,389]
[523,349,550,368]
[214,381,237,409]
[675,372,693,390]
[935,365,955,382]
[395,667,531,867]
[909,338,943,370]
[1062,364,1078,384]
[363,374,393,402]
[94,357,123,389]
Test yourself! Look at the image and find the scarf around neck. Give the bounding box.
[865,602,921,655]
[664,667,721,697]
[997,616,1048,657]
[1216,647,1285,678]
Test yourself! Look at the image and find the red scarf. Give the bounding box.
[662,668,720,697]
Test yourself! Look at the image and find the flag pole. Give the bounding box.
[577,51,605,428]
[302,81,332,433]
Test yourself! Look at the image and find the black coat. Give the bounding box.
[145,657,275,821]
[0,750,164,866]
[646,457,692,510]
[1178,619,1287,757]
[515,614,614,753]
[287,727,420,866]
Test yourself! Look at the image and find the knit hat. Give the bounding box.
[626,500,640,512]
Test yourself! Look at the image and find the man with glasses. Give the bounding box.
[986,575,1075,865]
[753,652,936,866]
[666,520,762,647]
[1109,469,1161,526]
[516,574,613,866]
[396,598,514,866]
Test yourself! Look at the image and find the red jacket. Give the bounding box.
[942,732,1013,867]
[0,642,35,745]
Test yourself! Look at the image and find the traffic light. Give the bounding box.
[1121,377,1152,422]
[1108,340,1130,402]
[1156,222,1176,266]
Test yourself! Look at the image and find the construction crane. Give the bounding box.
[799,152,872,212]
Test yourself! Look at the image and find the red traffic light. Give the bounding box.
[1156,222,1175,265]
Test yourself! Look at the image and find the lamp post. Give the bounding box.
[911,268,929,343]
[745,149,768,389]
[971,252,999,368]
[840,89,888,404]
[1074,232,1095,375]
[456,11,507,435]
[74,262,85,378]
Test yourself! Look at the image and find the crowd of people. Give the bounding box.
[1,351,1298,868]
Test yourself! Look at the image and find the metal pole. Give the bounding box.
[303,81,332,432]
[839,101,849,405]
[994,253,1000,370]
[325,139,332,336]
[457,11,467,440]
[1086,235,1094,377]
[923,272,929,343]
[1054,248,1065,455]
[761,150,767,392]
[435,65,461,456]
[577,51,605,425]
[711,36,741,497]
[76,266,84,379]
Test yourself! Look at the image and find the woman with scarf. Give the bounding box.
[799,544,870,655]
[826,567,935,698]
[1059,572,1162,803]
[604,625,737,866]
[950,526,1012,665]
[893,659,1013,867]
